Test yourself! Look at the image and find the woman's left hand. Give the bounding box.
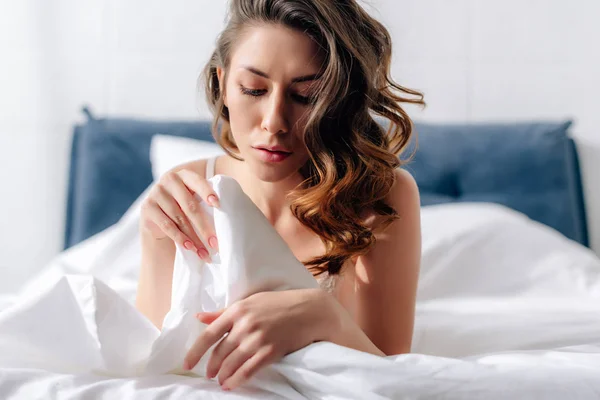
[183,288,334,390]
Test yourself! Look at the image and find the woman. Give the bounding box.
[136,0,424,391]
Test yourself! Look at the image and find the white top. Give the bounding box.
[205,156,217,180]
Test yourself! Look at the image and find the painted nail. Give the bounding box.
[183,240,194,250]
[208,236,218,250]
[198,248,210,260]
[207,194,220,208]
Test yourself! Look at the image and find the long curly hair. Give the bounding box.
[201,0,425,277]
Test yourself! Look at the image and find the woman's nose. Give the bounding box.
[261,91,289,135]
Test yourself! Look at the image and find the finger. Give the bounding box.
[221,346,276,390]
[197,310,224,325]
[153,185,203,248]
[217,345,253,387]
[205,329,239,379]
[142,199,196,250]
[177,169,220,208]
[184,311,233,370]
[164,176,219,253]
[153,186,210,260]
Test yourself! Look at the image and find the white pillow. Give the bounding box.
[150,134,225,180]
[417,202,600,302]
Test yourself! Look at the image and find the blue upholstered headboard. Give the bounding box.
[64,108,588,249]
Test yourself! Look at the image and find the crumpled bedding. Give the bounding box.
[2,176,600,399]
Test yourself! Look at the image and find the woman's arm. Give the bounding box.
[327,168,421,356]
[136,159,219,329]
[135,231,176,328]
[317,292,386,356]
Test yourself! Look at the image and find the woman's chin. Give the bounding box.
[253,169,293,183]
[248,160,300,183]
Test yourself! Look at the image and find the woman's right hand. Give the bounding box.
[140,167,220,262]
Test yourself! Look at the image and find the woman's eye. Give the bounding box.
[292,94,312,105]
[239,86,265,97]
[239,85,314,105]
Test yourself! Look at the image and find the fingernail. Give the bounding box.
[183,240,194,250]
[198,248,210,261]
[208,236,218,250]
[207,194,220,208]
[221,382,230,391]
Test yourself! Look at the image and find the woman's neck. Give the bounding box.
[242,171,304,226]
[222,156,304,226]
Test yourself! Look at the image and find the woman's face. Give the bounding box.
[217,24,324,183]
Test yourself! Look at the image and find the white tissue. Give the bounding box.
[145,175,318,375]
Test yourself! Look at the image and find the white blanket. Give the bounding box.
[2,177,600,399]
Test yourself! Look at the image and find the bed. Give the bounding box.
[1,107,599,400]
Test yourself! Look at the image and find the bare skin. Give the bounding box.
[135,23,421,390]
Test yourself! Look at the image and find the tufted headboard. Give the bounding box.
[402,120,588,247]
[64,109,588,249]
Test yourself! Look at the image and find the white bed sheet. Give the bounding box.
[2,187,600,399]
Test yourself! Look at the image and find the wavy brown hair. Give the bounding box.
[201,0,425,277]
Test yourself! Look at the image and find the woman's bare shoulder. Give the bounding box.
[361,168,420,230]
[388,168,420,213]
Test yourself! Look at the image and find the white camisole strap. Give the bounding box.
[205,156,217,180]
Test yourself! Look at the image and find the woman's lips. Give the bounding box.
[254,147,292,163]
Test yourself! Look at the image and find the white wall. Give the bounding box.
[1,0,599,293]
[0,0,228,292]
[372,0,600,253]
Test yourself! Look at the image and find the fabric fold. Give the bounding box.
[0,175,318,379]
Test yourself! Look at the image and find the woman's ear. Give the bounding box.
[216,66,227,107]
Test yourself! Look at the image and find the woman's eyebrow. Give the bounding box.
[242,65,321,83]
